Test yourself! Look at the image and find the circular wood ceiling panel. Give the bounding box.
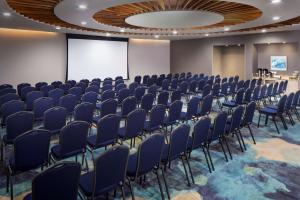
[93,0,262,30]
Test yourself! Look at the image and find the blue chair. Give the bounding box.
[127,134,167,200]
[129,82,138,95]
[66,80,76,87]
[23,162,81,200]
[141,93,155,113]
[167,90,181,107]
[291,90,300,121]
[250,79,256,90]
[93,99,118,123]
[119,109,146,148]
[85,85,99,94]
[79,145,129,200]
[181,97,200,122]
[21,86,36,100]
[99,89,115,102]
[115,76,124,81]
[40,85,54,97]
[143,104,166,134]
[1,100,25,127]
[258,95,287,134]
[243,80,250,90]
[283,80,288,93]
[220,82,229,100]
[48,88,64,106]
[196,84,210,101]
[0,88,17,98]
[265,83,274,103]
[197,79,206,93]
[251,86,260,103]
[225,106,245,153]
[0,84,13,91]
[241,101,257,144]
[6,129,51,200]
[222,88,244,112]
[243,88,252,104]
[35,82,48,91]
[169,79,178,91]
[258,85,267,105]
[164,100,183,133]
[117,88,131,105]
[134,86,146,103]
[33,97,53,121]
[148,85,158,97]
[68,87,83,102]
[51,81,63,88]
[59,94,77,116]
[17,83,30,96]
[196,94,213,118]
[115,83,127,93]
[206,112,229,171]
[157,91,169,106]
[101,84,113,93]
[160,79,170,91]
[211,83,222,108]
[50,121,90,169]
[1,111,34,161]
[179,81,188,98]
[26,91,43,111]
[134,75,142,84]
[81,91,98,108]
[118,96,137,118]
[87,114,121,160]
[271,82,279,101]
[74,102,94,126]
[187,80,198,97]
[75,82,87,92]
[161,124,194,188]
[0,93,19,108]
[187,117,212,173]
[42,106,67,135]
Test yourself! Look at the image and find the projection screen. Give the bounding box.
[67,35,128,81]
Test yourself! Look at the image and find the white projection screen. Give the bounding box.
[67,35,128,81]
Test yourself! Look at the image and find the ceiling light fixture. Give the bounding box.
[283,41,286,44]
[262,29,267,33]
[271,0,282,4]
[2,12,11,17]
[81,21,87,25]
[154,35,160,39]
[55,26,61,30]
[172,30,178,35]
[272,16,280,21]
[120,29,125,32]
[106,33,111,37]
[205,33,210,37]
[224,27,230,31]
[78,4,87,10]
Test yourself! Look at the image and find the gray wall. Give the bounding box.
[0,29,170,87]
[171,30,300,79]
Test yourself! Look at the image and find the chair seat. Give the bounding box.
[87,135,115,149]
[267,105,278,110]
[51,145,83,160]
[222,101,237,108]
[259,107,277,115]
[23,194,32,200]
[126,153,138,177]
[143,121,160,132]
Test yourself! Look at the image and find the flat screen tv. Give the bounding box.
[271,56,287,71]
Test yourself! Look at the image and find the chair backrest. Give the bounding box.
[85,85,99,94]
[189,80,197,93]
[198,79,206,91]
[157,91,169,106]
[243,88,252,103]
[66,80,76,87]
[44,106,66,134]
[250,79,257,89]
[21,86,36,100]
[123,109,146,139]
[252,86,260,101]
[234,75,239,83]
[134,75,142,84]
[210,112,228,141]
[170,90,181,103]
[167,100,183,123]
[236,80,244,91]
[96,114,120,146]
[101,89,115,102]
[272,82,279,96]
[1,100,25,124]
[277,95,287,113]
[277,81,284,94]
[244,80,250,90]
[221,83,229,95]
[76,82,88,91]
[17,83,30,96]
[149,104,166,129]
[117,88,131,104]
[136,134,164,177]
[35,82,48,91]
[59,121,89,156]
[51,81,63,88]
[180,81,188,94]
[228,77,234,83]
[129,82,138,94]
[285,93,294,110]
[40,85,54,97]
[102,84,113,93]
[141,93,154,112]
[199,94,213,116]
[266,83,273,97]
[134,86,146,102]
[243,101,256,125]
[211,84,220,97]
[74,102,94,124]
[93,145,129,198]
[100,99,118,118]
[168,124,190,161]
[6,111,34,141]
[283,80,288,92]
[228,106,244,133]
[229,82,237,94]
[121,96,137,116]
[48,88,64,106]
[0,84,13,91]
[31,162,81,200]
[0,93,19,108]
[33,97,54,120]
[170,79,178,90]
[161,79,170,91]
[0,88,17,97]
[59,94,77,114]
[235,89,244,104]
[81,91,98,108]
[14,129,50,171]
[292,90,300,107]
[59,83,71,94]
[115,83,126,92]
[191,117,211,149]
[26,91,44,111]
[202,84,211,98]
[68,87,83,102]
[185,97,200,120]
[259,85,267,99]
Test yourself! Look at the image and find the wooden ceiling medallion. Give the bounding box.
[93,0,263,30]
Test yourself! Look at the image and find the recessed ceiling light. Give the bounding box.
[154,35,160,39]
[238,44,241,46]
[224,27,230,31]
[205,33,210,37]
[2,12,11,17]
[55,26,61,30]
[225,45,229,47]
[81,21,87,25]
[78,4,87,10]
[172,30,178,35]
[268,42,271,45]
[120,29,125,32]
[271,0,282,4]
[106,33,111,37]
[283,41,286,44]
[273,16,280,21]
[262,29,267,33]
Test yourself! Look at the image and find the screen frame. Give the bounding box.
[270,55,288,71]
[66,33,129,82]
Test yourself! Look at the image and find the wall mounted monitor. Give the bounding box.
[271,56,287,71]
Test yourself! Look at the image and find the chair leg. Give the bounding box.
[273,116,280,135]
[155,171,165,200]
[294,108,300,121]
[201,147,212,173]
[258,113,261,128]
[206,145,215,171]
[185,155,195,184]
[235,131,244,152]
[127,178,135,200]
[247,125,256,144]
[238,130,246,151]
[279,115,288,130]
[10,175,13,200]
[121,184,126,200]
[265,115,269,125]
[287,112,295,125]
[1,140,4,162]
[180,157,191,186]
[223,137,233,160]
[6,173,9,192]
[218,138,228,162]
[161,168,170,200]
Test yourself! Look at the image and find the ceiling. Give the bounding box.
[1,0,300,40]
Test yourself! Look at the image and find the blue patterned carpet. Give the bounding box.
[1,104,300,200]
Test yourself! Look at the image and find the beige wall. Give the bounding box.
[0,29,170,87]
